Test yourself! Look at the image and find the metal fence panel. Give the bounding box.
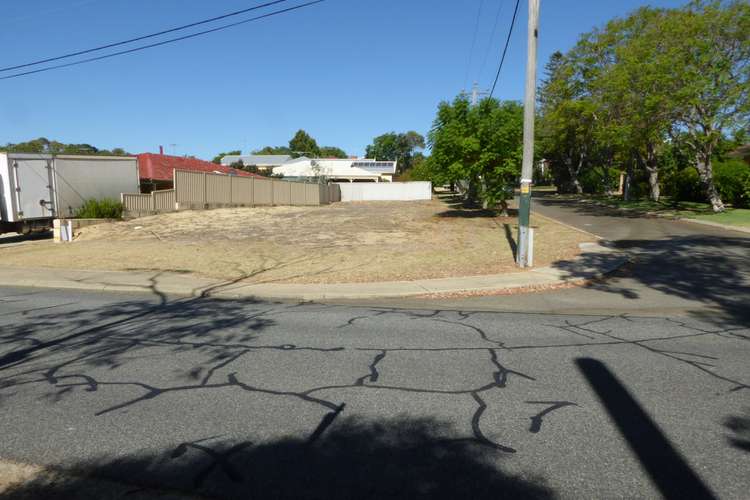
[122,193,153,216]
[329,184,341,202]
[273,179,291,205]
[152,189,175,212]
[304,183,319,205]
[253,178,273,205]
[174,170,205,204]
[206,173,231,205]
[290,182,306,205]
[231,176,253,205]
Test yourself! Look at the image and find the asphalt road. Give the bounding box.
[0,283,748,499]
[365,194,750,323]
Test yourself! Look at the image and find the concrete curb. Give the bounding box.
[0,243,627,301]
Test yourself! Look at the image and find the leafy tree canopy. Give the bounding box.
[424,96,523,208]
[537,0,750,211]
[289,129,320,158]
[365,131,425,173]
[319,146,348,158]
[251,146,292,156]
[252,131,347,159]
[212,150,241,164]
[1,137,129,156]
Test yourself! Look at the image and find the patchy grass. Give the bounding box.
[0,199,593,284]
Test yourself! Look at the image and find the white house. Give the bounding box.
[220,154,292,171]
[273,158,397,182]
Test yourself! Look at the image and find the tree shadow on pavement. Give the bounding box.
[724,410,750,453]
[0,294,277,377]
[551,235,750,325]
[1,415,554,500]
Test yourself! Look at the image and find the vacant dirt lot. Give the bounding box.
[0,199,592,284]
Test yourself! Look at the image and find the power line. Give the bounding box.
[462,0,485,92]
[476,0,505,84]
[0,1,324,81]
[0,0,290,73]
[489,0,521,98]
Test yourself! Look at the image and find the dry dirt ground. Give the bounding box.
[0,199,592,284]
[0,459,200,499]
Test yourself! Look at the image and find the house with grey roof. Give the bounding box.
[220,154,292,171]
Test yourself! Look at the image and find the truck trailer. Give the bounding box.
[0,153,139,234]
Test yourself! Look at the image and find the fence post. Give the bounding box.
[203,172,208,209]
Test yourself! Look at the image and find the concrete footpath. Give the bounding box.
[0,242,626,301]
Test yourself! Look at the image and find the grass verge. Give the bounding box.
[569,194,750,228]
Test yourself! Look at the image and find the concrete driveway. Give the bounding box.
[0,285,747,499]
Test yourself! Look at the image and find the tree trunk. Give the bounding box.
[499,199,509,217]
[646,167,660,202]
[695,152,725,213]
[567,153,584,195]
[465,177,480,207]
[623,162,634,201]
[645,144,659,202]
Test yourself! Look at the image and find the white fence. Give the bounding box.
[336,182,432,201]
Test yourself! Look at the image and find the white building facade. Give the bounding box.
[273,158,397,182]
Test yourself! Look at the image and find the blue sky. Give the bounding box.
[0,0,687,159]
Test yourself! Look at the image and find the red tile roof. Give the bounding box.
[137,153,260,182]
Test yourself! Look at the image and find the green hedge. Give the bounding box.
[75,198,124,219]
[580,166,620,194]
[714,159,750,208]
[663,160,750,208]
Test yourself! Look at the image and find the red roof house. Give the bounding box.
[137,153,259,192]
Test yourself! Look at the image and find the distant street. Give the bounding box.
[0,274,748,498]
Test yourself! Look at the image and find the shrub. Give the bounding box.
[714,159,750,208]
[580,166,619,194]
[666,167,704,202]
[75,198,123,219]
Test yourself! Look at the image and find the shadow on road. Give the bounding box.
[551,235,750,324]
[1,415,553,500]
[576,358,717,500]
[0,294,275,374]
[724,410,750,453]
[539,192,750,325]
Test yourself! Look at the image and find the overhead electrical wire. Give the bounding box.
[0,0,324,81]
[0,0,290,73]
[462,0,485,91]
[489,0,521,98]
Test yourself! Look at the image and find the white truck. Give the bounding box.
[0,153,139,234]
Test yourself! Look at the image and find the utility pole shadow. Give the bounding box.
[575,357,717,500]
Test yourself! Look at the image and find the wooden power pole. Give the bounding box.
[517,0,539,267]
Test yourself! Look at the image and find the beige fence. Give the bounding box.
[122,170,340,216]
[122,190,176,217]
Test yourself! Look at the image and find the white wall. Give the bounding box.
[336,182,432,201]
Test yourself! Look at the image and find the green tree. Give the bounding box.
[212,150,242,164]
[365,131,425,174]
[537,50,603,195]
[426,96,523,211]
[537,0,749,210]
[1,138,128,156]
[251,146,292,155]
[654,0,750,212]
[318,146,348,158]
[288,129,320,158]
